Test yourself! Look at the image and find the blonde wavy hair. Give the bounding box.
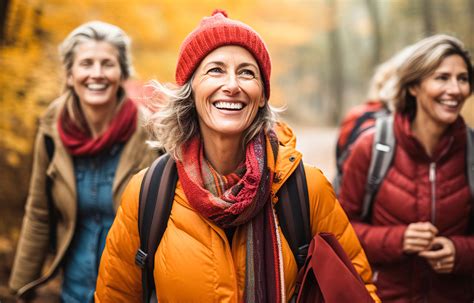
[367,44,417,104]
[146,79,278,160]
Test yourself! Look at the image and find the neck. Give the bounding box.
[411,113,447,157]
[80,101,118,138]
[201,133,245,175]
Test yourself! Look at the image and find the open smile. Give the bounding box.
[213,101,246,111]
[436,99,461,109]
[86,83,109,91]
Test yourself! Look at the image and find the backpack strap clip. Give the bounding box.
[135,249,148,268]
[296,243,310,267]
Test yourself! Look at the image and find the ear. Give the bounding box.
[66,74,74,87]
[408,85,419,98]
[259,91,266,108]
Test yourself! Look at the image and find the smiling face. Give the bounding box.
[191,45,265,142]
[67,40,123,108]
[409,54,471,128]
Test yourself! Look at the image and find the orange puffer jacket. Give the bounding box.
[95,122,380,302]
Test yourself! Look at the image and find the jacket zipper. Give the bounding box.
[426,162,437,303]
[429,162,436,224]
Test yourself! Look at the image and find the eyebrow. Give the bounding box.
[238,62,259,70]
[202,61,259,70]
[433,71,468,75]
[203,61,225,67]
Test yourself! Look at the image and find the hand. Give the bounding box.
[419,237,456,274]
[403,222,438,254]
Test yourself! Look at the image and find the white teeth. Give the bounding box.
[87,83,107,90]
[439,100,459,107]
[214,101,244,110]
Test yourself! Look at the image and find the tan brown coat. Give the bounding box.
[9,95,157,297]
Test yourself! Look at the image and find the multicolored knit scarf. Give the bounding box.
[176,129,285,302]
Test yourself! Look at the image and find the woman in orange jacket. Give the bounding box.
[95,10,380,302]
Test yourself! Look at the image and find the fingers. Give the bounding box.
[403,237,432,253]
[419,237,455,259]
[424,256,455,273]
[418,237,456,273]
[403,222,438,254]
[408,222,438,235]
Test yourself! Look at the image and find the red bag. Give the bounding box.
[295,233,374,303]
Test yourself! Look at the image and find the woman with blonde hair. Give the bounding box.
[9,21,155,302]
[95,10,379,302]
[339,34,474,302]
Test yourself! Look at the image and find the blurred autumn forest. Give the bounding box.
[0,0,474,298]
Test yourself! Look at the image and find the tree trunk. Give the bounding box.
[469,0,474,54]
[365,0,382,68]
[421,0,435,35]
[0,0,10,44]
[326,0,344,124]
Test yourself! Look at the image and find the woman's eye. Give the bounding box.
[458,76,469,82]
[207,67,223,74]
[240,69,255,78]
[435,75,449,81]
[104,61,116,68]
[79,60,92,67]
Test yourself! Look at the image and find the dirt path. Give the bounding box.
[292,125,338,181]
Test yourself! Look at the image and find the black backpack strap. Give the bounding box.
[361,115,395,221]
[275,160,312,269]
[467,127,474,197]
[135,153,177,303]
[44,135,57,252]
[466,127,474,234]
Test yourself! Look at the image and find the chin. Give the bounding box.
[213,127,246,137]
[84,98,115,106]
[436,115,459,126]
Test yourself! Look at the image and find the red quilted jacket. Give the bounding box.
[339,113,474,303]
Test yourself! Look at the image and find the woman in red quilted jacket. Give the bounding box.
[339,34,474,303]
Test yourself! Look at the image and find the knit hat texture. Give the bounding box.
[175,9,271,98]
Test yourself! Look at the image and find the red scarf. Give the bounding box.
[58,99,137,156]
[176,130,285,302]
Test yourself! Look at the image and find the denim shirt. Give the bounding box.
[61,144,123,303]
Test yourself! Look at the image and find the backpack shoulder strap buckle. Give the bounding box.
[135,249,148,268]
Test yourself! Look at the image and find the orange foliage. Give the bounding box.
[1,0,326,161]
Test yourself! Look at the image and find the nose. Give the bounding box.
[222,74,241,95]
[91,62,104,78]
[447,78,464,95]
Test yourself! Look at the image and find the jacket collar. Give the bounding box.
[271,121,302,195]
[394,112,467,163]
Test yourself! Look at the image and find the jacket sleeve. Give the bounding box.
[9,131,52,294]
[450,235,474,274]
[338,132,407,264]
[95,172,145,302]
[305,164,380,303]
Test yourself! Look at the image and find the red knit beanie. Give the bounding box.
[176,9,272,98]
